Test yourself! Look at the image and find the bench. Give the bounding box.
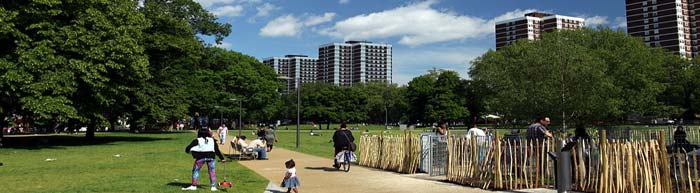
[231,138,258,160]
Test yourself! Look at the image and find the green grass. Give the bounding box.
[0,132,268,193]
[270,125,447,158]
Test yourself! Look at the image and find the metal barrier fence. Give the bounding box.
[424,133,450,176]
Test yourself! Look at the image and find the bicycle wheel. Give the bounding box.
[343,151,351,172]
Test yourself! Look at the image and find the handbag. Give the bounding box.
[342,131,356,151]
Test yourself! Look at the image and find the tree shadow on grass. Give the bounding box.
[166,182,238,192]
[166,182,192,188]
[304,166,340,172]
[2,135,173,150]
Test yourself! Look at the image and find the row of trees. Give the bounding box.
[276,71,484,128]
[470,28,700,128]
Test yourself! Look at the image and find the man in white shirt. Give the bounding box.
[466,124,486,141]
[218,124,228,145]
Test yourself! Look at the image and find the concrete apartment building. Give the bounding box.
[262,55,318,94]
[318,41,392,86]
[495,12,585,49]
[625,0,696,58]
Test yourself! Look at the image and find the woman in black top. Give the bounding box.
[182,129,226,191]
[332,123,354,167]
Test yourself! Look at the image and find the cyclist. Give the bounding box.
[332,122,354,168]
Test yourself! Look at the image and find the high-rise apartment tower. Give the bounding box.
[262,55,318,94]
[495,12,585,49]
[626,0,696,58]
[317,41,392,86]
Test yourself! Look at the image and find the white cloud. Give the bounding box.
[613,16,627,29]
[260,15,301,37]
[211,5,244,17]
[213,42,233,49]
[304,13,336,26]
[259,13,336,37]
[583,15,609,27]
[195,0,237,8]
[339,0,350,4]
[248,3,280,22]
[320,1,537,47]
[491,9,538,24]
[255,3,279,17]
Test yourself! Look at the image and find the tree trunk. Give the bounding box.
[0,116,5,147]
[86,121,96,140]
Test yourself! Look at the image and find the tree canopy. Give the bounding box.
[470,28,681,127]
[0,0,279,138]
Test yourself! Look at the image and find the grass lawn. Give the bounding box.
[0,132,268,193]
[269,125,442,158]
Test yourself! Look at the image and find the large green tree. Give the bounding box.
[353,82,406,125]
[0,0,150,138]
[132,0,232,130]
[470,28,675,128]
[406,70,469,125]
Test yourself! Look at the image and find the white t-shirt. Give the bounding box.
[190,137,216,152]
[466,128,486,140]
[249,139,266,148]
[287,167,296,178]
[219,126,228,135]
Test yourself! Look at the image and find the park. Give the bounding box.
[3,0,700,193]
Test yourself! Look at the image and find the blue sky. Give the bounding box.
[196,0,627,85]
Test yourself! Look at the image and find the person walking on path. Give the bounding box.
[264,127,277,152]
[183,129,226,191]
[332,122,354,168]
[218,124,228,145]
[280,159,300,193]
[526,116,553,141]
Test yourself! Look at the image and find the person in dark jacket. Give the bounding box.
[182,129,226,191]
[332,122,354,167]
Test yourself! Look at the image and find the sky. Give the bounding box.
[195,0,628,85]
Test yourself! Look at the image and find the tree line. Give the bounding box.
[470,28,700,129]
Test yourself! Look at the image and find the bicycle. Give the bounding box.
[334,149,353,172]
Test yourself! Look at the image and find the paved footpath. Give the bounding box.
[230,147,560,193]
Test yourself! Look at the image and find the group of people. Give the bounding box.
[181,126,299,192]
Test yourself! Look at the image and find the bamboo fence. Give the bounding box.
[444,127,700,193]
[357,131,421,174]
[361,127,700,192]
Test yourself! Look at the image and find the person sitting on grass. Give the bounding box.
[309,130,322,136]
[236,136,268,160]
[183,129,226,191]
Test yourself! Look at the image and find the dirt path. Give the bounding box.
[214,135,559,193]
[233,147,499,193]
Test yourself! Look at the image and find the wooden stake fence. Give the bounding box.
[363,127,700,193]
[357,131,420,174]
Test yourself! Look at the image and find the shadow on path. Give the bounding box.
[265,188,286,193]
[304,166,340,172]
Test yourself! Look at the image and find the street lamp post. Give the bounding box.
[214,105,222,128]
[296,80,300,149]
[278,75,299,149]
